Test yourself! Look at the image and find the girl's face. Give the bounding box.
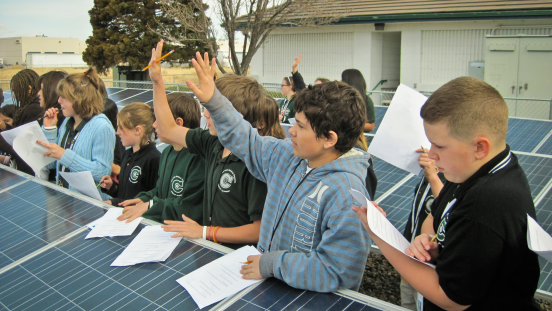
[116,123,141,148]
[38,83,45,108]
[280,79,291,97]
[0,113,12,126]
[58,96,76,118]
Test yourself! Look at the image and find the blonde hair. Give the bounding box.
[420,76,508,143]
[118,102,156,146]
[57,67,104,119]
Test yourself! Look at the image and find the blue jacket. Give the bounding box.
[43,114,115,200]
[203,89,372,292]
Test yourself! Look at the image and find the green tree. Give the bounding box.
[84,0,206,74]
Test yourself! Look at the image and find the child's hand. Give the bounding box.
[417,148,438,179]
[240,255,263,280]
[406,233,439,262]
[43,108,59,128]
[119,198,144,207]
[186,51,216,103]
[352,202,386,236]
[292,54,302,73]
[117,202,148,223]
[37,140,65,160]
[148,40,164,84]
[162,214,202,239]
[102,200,112,205]
[100,175,113,190]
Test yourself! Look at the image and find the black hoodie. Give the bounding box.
[104,142,161,206]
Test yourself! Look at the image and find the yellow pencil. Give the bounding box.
[430,235,437,242]
[240,261,252,265]
[143,49,175,71]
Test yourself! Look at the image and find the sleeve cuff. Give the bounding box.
[203,88,229,118]
[259,250,282,279]
[59,149,75,168]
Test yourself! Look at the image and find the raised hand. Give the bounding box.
[148,40,164,84]
[186,51,217,103]
[292,54,302,73]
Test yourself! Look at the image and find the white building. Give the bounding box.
[248,1,552,105]
[0,36,87,66]
[216,40,248,67]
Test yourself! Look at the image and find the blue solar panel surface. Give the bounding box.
[227,278,381,311]
[0,168,26,188]
[109,89,145,103]
[372,106,387,134]
[116,90,153,106]
[507,118,552,153]
[376,176,420,234]
[372,157,411,200]
[0,182,105,269]
[536,189,552,292]
[516,154,552,199]
[106,87,124,95]
[536,136,552,156]
[0,227,223,311]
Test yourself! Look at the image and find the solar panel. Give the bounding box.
[0,227,224,311]
[507,118,552,153]
[0,168,27,189]
[516,153,552,200]
[535,136,552,155]
[372,157,412,200]
[109,89,146,103]
[535,190,552,292]
[224,278,387,311]
[375,176,420,234]
[106,87,125,95]
[116,90,153,107]
[372,106,388,134]
[0,181,105,269]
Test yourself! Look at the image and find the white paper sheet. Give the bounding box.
[0,121,38,145]
[12,123,56,174]
[527,214,552,262]
[349,189,435,268]
[111,226,182,266]
[59,171,102,200]
[177,245,262,309]
[85,208,142,239]
[368,84,431,175]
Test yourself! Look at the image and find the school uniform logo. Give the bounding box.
[218,169,236,193]
[436,199,457,246]
[129,166,141,183]
[171,176,184,196]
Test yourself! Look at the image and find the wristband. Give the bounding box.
[213,226,221,244]
[149,199,153,209]
[202,226,207,240]
[44,126,57,130]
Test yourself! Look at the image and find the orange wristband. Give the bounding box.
[213,226,221,244]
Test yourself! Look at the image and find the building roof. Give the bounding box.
[237,0,552,26]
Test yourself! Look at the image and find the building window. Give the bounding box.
[45,52,57,54]
[62,52,75,54]
[27,52,41,54]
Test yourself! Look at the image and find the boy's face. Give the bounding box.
[424,121,477,183]
[288,112,327,163]
[203,109,218,136]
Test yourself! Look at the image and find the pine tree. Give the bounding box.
[84,0,205,74]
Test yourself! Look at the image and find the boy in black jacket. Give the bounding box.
[355,77,541,310]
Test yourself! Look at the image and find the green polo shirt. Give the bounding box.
[186,129,266,229]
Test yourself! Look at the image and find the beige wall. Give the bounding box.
[0,37,87,65]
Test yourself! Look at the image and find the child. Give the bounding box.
[146,41,271,250]
[342,69,375,133]
[400,148,446,310]
[0,69,43,175]
[279,55,306,124]
[354,77,540,310]
[0,104,15,131]
[38,68,115,201]
[116,93,205,224]
[100,102,161,207]
[161,44,372,291]
[102,98,125,178]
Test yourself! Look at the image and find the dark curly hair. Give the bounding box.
[11,69,39,125]
[293,81,367,153]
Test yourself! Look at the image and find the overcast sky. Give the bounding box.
[0,0,226,41]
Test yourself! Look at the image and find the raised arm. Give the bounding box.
[291,55,306,92]
[148,40,189,147]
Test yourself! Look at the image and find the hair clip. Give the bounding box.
[83,71,88,76]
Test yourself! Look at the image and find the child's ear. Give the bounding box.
[323,131,338,150]
[474,136,491,160]
[175,117,184,126]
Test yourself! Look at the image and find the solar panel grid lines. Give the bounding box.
[115,90,151,104]
[0,168,28,190]
[506,118,552,153]
[371,157,412,200]
[516,154,552,200]
[532,128,552,153]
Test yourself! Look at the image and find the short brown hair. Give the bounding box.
[118,102,156,146]
[215,74,262,125]
[420,76,508,143]
[294,81,366,153]
[166,92,201,129]
[57,67,104,119]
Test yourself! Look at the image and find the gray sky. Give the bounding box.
[0,0,226,41]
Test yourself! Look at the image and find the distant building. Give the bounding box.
[216,40,248,67]
[0,36,87,66]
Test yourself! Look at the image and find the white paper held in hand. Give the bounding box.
[85,208,142,239]
[368,84,431,175]
[349,189,435,268]
[177,245,262,309]
[59,171,102,200]
[1,121,38,145]
[12,123,55,174]
[527,214,552,262]
[111,225,181,266]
